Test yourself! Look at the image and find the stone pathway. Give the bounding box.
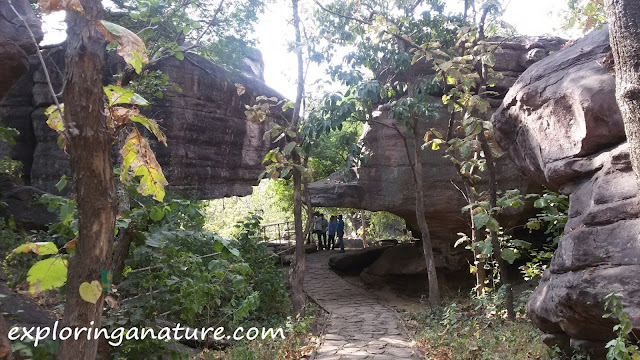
[303,250,421,360]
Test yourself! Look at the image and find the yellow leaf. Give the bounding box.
[45,104,65,133]
[120,128,168,201]
[79,281,102,304]
[96,21,149,71]
[38,0,83,14]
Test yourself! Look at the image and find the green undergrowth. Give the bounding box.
[196,303,322,360]
[403,294,551,360]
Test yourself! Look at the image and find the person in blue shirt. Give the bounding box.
[336,215,345,253]
[328,215,337,250]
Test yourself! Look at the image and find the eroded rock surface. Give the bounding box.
[0,0,42,101]
[492,27,639,351]
[0,47,285,199]
[308,35,565,275]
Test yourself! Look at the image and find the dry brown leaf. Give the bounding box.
[104,294,119,310]
[97,21,149,70]
[63,238,78,249]
[38,0,84,14]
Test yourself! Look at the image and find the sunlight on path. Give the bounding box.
[304,251,421,360]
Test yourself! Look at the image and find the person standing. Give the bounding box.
[328,215,337,250]
[314,213,324,250]
[336,215,345,253]
[321,214,329,251]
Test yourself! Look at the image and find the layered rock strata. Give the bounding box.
[492,27,639,351]
[0,46,285,199]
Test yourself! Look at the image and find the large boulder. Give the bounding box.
[0,47,286,199]
[360,243,474,291]
[0,0,43,54]
[492,26,640,351]
[328,245,392,273]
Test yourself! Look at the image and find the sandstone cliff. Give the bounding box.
[492,27,639,352]
[0,46,286,200]
[308,36,565,273]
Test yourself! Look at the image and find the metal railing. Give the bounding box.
[260,220,295,245]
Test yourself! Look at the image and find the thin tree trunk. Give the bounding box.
[478,131,514,320]
[112,132,133,281]
[604,0,640,190]
[290,164,306,313]
[361,210,367,247]
[58,1,117,358]
[413,126,441,307]
[462,179,487,295]
[303,158,314,245]
[289,0,306,315]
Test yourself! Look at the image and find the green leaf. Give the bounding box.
[45,104,65,133]
[149,207,165,221]
[104,86,149,107]
[175,51,184,61]
[79,280,103,304]
[501,248,518,264]
[473,213,489,229]
[27,257,68,294]
[13,242,59,255]
[130,114,167,145]
[55,174,68,192]
[486,216,500,231]
[284,142,296,155]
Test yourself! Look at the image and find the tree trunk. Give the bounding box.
[303,158,314,245]
[58,1,117,358]
[289,0,307,315]
[462,179,487,295]
[604,0,640,190]
[112,133,133,281]
[360,210,367,247]
[413,127,441,307]
[290,165,306,314]
[478,131,514,320]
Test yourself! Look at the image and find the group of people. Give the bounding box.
[312,213,345,252]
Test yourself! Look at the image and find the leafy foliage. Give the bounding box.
[563,0,607,33]
[603,293,640,360]
[102,195,289,357]
[105,0,265,71]
[404,296,549,359]
[521,191,569,281]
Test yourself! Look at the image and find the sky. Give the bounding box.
[41,0,581,100]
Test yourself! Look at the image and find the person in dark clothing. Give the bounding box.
[328,215,337,250]
[336,215,345,253]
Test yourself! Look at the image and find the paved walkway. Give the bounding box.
[303,250,421,360]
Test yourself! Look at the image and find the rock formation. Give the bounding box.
[308,36,565,274]
[492,26,639,352]
[0,0,42,100]
[0,45,286,200]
